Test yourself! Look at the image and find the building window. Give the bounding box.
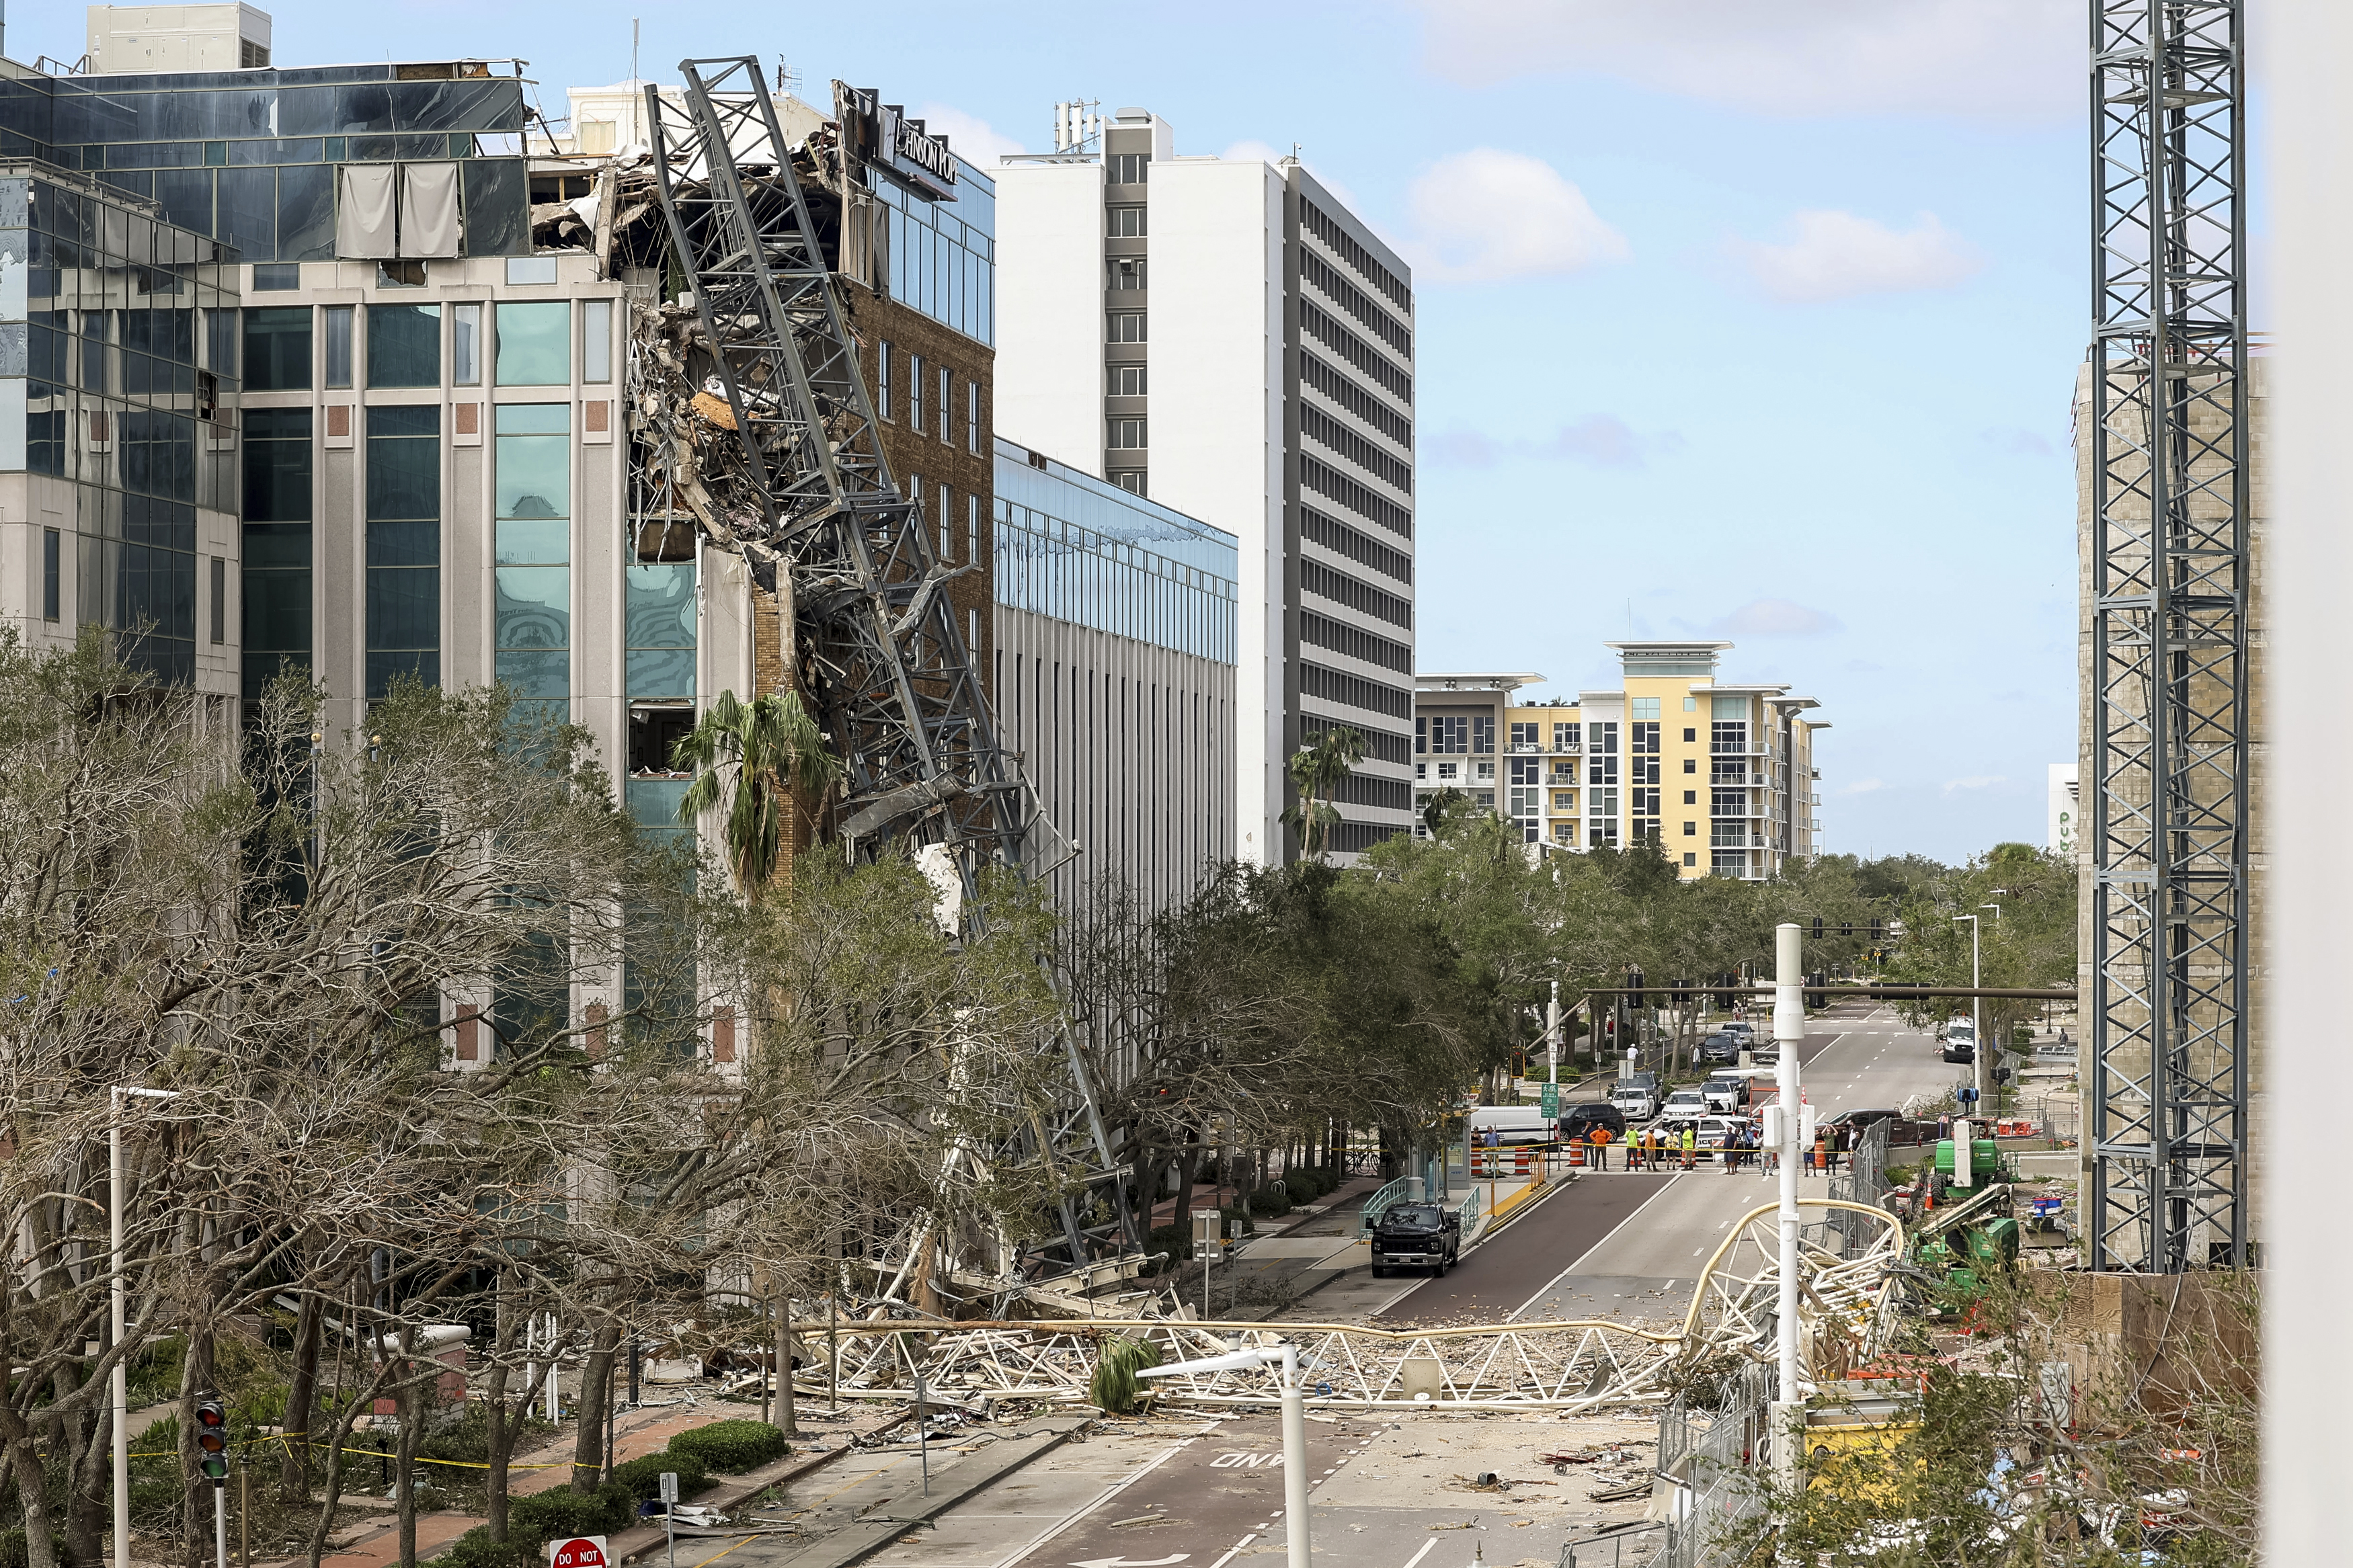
[367,302,440,388]
[1107,204,1146,236]
[1632,696,1660,719]
[1437,761,1459,782]
[1111,363,1147,396]
[1712,720,1749,755]
[40,529,61,622]
[252,263,300,291]
[242,306,311,392]
[1554,823,1575,844]
[938,363,951,444]
[323,304,354,388]
[1109,152,1150,183]
[1552,790,1576,811]
[583,300,613,383]
[1472,715,1495,753]
[1685,696,1698,711]
[243,407,313,698]
[1683,852,1697,867]
[1108,311,1147,343]
[910,353,925,431]
[1509,721,1539,751]
[1682,820,1696,836]
[1587,721,1618,785]
[1426,715,1468,754]
[939,482,953,559]
[1553,721,1579,751]
[1712,850,1747,876]
[1416,762,1427,780]
[494,403,572,721]
[364,405,440,698]
[452,303,485,385]
[1111,470,1146,495]
[1108,257,1146,290]
[1109,417,1147,448]
[495,302,569,386]
[879,340,893,419]
[1683,789,1696,805]
[968,492,981,564]
[1685,757,1698,774]
[1683,727,1696,743]
[209,556,226,643]
[967,381,981,453]
[1712,788,1747,818]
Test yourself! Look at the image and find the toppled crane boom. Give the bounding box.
[645,58,1016,861]
[645,58,1125,1265]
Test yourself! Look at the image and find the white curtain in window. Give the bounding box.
[335,163,396,258]
[399,162,462,257]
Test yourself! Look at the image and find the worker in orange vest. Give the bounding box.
[1587,1124,1611,1172]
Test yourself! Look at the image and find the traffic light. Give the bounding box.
[196,1393,229,1485]
[1840,920,1853,938]
[1870,915,1884,942]
[1626,967,1645,1008]
[1812,915,1825,940]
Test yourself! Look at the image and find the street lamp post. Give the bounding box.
[1138,1347,1311,1568]
[113,1085,182,1568]
[1951,916,1981,1106]
[1771,922,1804,1497]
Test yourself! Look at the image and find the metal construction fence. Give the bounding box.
[1648,1362,1776,1567]
[1827,1119,1892,1253]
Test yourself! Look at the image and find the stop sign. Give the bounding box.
[547,1537,608,1568]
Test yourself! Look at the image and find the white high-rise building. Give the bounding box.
[995,108,1416,864]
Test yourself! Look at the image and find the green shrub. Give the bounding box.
[1220,1202,1257,1237]
[610,1450,712,1501]
[509,1481,634,1543]
[1146,1222,1192,1262]
[668,1419,790,1473]
[1279,1169,1328,1202]
[1247,1188,1291,1219]
[0,1530,63,1568]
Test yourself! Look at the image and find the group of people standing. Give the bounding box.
[1572,1117,1852,1175]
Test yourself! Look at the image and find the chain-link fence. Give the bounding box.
[1826,1118,1892,1253]
[1642,1362,1776,1567]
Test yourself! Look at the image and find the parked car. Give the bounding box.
[1650,1112,1758,1159]
[1369,1202,1460,1278]
[1467,1104,1554,1146]
[1698,1033,1742,1066]
[1942,1038,1977,1064]
[1559,1102,1628,1143]
[1701,1074,1751,1114]
[1661,1087,1711,1120]
[1723,1020,1756,1043]
[1611,1073,1661,1120]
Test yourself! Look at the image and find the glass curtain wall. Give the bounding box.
[241,407,312,699]
[493,403,570,721]
[364,406,440,696]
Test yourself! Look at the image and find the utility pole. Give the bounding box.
[1770,922,1804,1500]
[1545,979,1560,1087]
[1954,915,1983,1107]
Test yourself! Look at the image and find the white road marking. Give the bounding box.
[1207,1536,1256,1568]
[1401,1542,1440,1568]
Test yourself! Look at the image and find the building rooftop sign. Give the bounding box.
[833,81,956,201]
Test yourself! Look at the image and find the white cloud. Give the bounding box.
[1404,148,1628,284]
[1736,210,1985,304]
[1841,778,1886,796]
[1428,414,1674,468]
[1405,0,2079,121]
[1708,597,1842,637]
[1222,138,1286,165]
[913,103,1024,168]
[1944,775,2007,792]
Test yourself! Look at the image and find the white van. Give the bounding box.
[1467,1104,1554,1146]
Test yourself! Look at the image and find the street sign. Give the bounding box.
[1539,1083,1559,1118]
[658,1473,678,1505]
[548,1538,608,1568]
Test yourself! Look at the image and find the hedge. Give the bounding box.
[1246,1188,1291,1220]
[612,1449,713,1501]
[668,1419,791,1473]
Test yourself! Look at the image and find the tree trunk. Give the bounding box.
[1172,1130,1198,1234]
[774,1308,796,1439]
[6,1430,61,1568]
[281,1291,323,1503]
[56,1364,104,1568]
[393,1328,421,1568]
[569,1321,621,1492]
[178,1327,214,1568]
[483,1276,516,1543]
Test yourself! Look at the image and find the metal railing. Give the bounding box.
[1455,1183,1486,1241]
[1356,1176,1412,1238]
[1652,1362,1774,1568]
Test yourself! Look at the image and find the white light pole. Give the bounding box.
[1953,915,1983,1108]
[1545,979,1560,1088]
[1770,921,1804,1492]
[1139,1346,1311,1568]
[113,1085,181,1568]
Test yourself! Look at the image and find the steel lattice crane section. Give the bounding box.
[2087,0,2248,1271]
[644,58,1015,864]
[644,60,1124,1263]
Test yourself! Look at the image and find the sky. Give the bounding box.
[25,1,2098,864]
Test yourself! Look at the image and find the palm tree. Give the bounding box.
[674,689,842,898]
[1280,724,1369,860]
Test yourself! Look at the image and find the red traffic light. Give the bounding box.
[196,1394,229,1481]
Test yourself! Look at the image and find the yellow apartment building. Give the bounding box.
[1413,642,1827,880]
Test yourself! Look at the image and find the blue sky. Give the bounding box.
[28,1,2093,863]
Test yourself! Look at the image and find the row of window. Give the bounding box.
[1299,349,1414,448]
[1304,714,1413,766]
[1298,609,1411,674]
[874,339,984,453]
[1300,453,1410,539]
[1300,299,1412,405]
[1299,403,1412,494]
[1297,245,1412,359]
[1300,557,1412,631]
[1300,661,1412,718]
[1300,505,1413,586]
[241,299,610,393]
[1298,194,1410,313]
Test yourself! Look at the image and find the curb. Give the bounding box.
[612,1414,909,1565]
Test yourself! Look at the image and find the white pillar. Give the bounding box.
[1280,1375,1310,1568]
[1771,921,1804,1485]
[2268,3,2350,1557]
[110,1100,127,1568]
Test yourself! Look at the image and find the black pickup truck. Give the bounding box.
[1369,1202,1460,1278]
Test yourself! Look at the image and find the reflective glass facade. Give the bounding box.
[879,158,994,345]
[493,403,569,718]
[9,173,237,682]
[0,65,530,263]
[993,439,1236,663]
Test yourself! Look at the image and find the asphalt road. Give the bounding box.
[1526,1002,1965,1321]
[1370,1171,1676,1325]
